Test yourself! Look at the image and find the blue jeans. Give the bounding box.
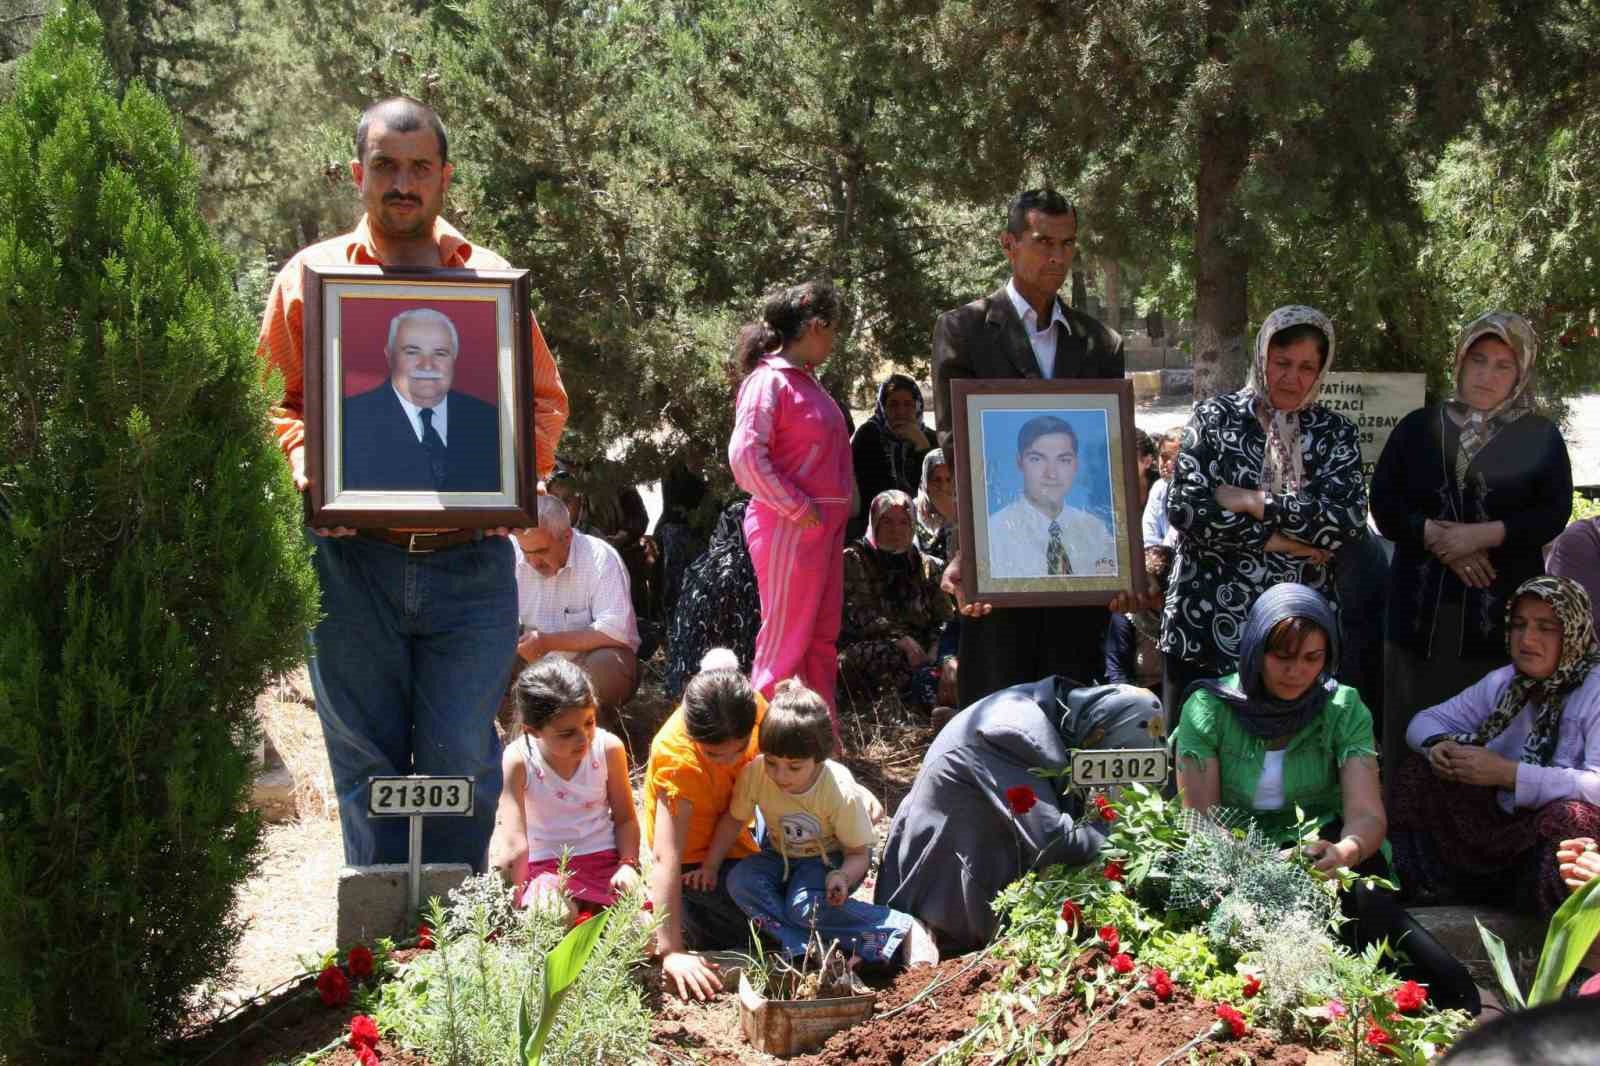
[307,532,517,868]
[726,849,912,964]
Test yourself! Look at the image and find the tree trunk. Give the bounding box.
[1191,2,1251,402]
[1102,260,1121,334]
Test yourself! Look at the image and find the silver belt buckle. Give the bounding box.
[407,533,435,554]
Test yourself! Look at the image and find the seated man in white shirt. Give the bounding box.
[513,494,642,721]
[988,415,1116,578]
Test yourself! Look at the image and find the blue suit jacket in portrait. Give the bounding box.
[341,384,502,492]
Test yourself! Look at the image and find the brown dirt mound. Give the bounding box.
[793,954,1314,1066]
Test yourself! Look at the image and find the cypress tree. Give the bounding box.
[0,4,317,1061]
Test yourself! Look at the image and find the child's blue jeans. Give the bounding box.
[726,849,913,964]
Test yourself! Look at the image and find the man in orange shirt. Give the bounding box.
[257,97,569,869]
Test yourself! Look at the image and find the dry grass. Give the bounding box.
[257,667,339,822]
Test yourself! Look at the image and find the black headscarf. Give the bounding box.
[1187,582,1341,740]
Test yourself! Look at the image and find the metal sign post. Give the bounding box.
[368,774,476,918]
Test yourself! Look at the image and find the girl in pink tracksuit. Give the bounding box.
[728,282,854,749]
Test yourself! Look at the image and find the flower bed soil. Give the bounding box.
[790,954,1321,1066]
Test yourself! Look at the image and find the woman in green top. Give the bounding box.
[1173,582,1480,1012]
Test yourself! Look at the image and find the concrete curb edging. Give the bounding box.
[336,863,472,949]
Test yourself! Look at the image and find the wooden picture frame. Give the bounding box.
[952,379,1146,606]
[303,264,537,530]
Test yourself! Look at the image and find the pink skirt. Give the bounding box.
[517,848,622,908]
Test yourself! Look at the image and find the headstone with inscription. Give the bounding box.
[1318,372,1426,479]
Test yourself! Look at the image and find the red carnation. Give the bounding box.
[1112,953,1135,975]
[1103,860,1125,882]
[1392,979,1428,1014]
[1147,967,1173,1001]
[1242,974,1261,998]
[316,964,350,1007]
[349,1014,380,1049]
[347,945,375,979]
[1365,1023,1394,1050]
[1098,924,1120,956]
[356,1046,382,1066]
[1094,794,1119,822]
[1059,898,1083,930]
[417,923,434,950]
[1005,784,1038,815]
[1214,1003,1246,1039]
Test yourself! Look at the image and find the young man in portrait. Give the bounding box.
[987,414,1115,578]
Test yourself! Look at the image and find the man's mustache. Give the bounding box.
[408,370,446,380]
[384,193,422,206]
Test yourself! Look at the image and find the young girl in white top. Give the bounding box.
[488,657,641,920]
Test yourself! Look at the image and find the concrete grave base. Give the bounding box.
[1410,906,1547,989]
[337,863,472,949]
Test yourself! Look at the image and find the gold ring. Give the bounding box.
[1586,841,1598,854]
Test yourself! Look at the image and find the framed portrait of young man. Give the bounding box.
[951,379,1146,606]
[302,265,538,530]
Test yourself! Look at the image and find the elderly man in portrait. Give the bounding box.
[931,188,1138,706]
[256,96,568,869]
[513,494,642,725]
[342,307,501,491]
[988,414,1116,578]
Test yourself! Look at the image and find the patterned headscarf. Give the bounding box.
[865,489,915,555]
[1445,311,1538,490]
[1449,576,1600,766]
[1245,305,1336,495]
[1187,582,1341,741]
[915,448,955,537]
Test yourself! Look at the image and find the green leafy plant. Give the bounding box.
[519,909,612,1065]
[377,874,654,1065]
[1478,873,1600,1009]
[0,4,316,1061]
[971,785,1472,1063]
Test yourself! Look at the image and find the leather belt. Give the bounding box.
[357,529,482,554]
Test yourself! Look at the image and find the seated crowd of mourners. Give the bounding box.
[271,106,1600,1023]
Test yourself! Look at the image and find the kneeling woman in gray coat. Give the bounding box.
[873,680,1163,952]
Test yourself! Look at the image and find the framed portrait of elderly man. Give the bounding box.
[302,265,538,529]
[951,379,1146,606]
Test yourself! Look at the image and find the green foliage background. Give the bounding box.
[0,4,317,1060]
[9,0,1599,478]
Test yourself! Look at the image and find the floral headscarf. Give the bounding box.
[915,448,954,537]
[1448,576,1600,766]
[1445,311,1538,490]
[865,489,915,555]
[1245,305,1336,495]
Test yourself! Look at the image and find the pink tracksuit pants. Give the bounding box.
[744,498,849,745]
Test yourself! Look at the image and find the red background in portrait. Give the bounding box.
[339,296,500,404]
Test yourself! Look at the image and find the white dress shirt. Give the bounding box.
[1143,477,1177,548]
[987,495,1117,578]
[391,385,449,445]
[513,531,640,654]
[1006,279,1072,378]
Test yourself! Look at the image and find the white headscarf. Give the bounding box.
[1244,305,1336,494]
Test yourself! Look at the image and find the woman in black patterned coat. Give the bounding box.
[1158,305,1368,726]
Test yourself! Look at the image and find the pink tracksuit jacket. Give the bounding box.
[728,354,854,739]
